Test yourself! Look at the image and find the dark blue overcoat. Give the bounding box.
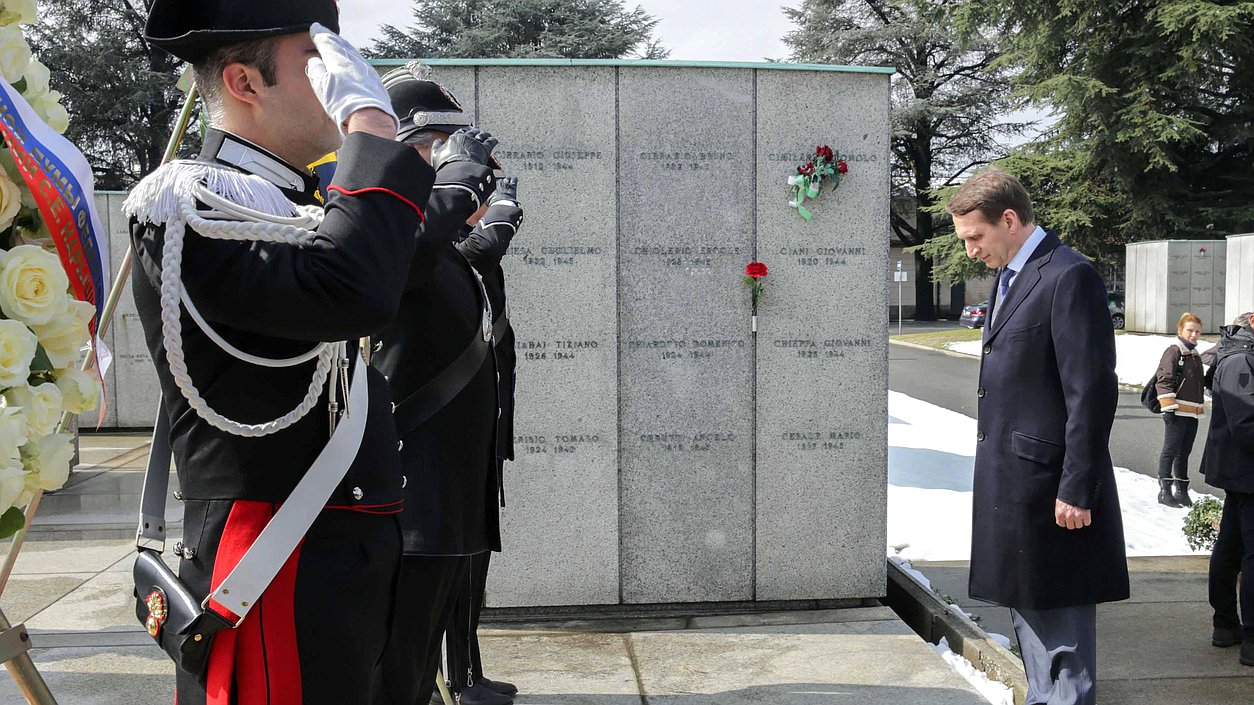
[970,232,1130,609]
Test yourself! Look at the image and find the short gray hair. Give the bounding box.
[1234,312,1254,330]
[402,130,447,148]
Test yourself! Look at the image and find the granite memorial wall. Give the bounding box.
[99,60,892,608]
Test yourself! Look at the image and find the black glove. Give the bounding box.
[489,176,519,206]
[430,128,499,171]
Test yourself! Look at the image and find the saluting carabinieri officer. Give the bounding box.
[128,2,434,703]
[369,63,506,705]
[442,176,525,705]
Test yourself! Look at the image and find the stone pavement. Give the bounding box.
[915,556,1254,705]
[0,434,993,705]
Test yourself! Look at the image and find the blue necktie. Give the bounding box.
[995,267,1016,323]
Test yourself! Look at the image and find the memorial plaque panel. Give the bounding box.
[618,68,755,603]
[754,70,890,601]
[107,194,160,427]
[91,194,119,429]
[476,66,620,607]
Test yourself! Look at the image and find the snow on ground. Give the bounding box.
[932,637,1016,705]
[946,333,1215,387]
[888,391,1212,562]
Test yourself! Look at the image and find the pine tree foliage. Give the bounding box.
[29,0,193,190]
[367,0,669,59]
[963,0,1254,249]
[784,0,1030,316]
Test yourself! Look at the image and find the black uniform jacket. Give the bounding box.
[969,231,1130,610]
[129,129,434,510]
[456,202,522,464]
[1202,325,1254,494]
[372,163,502,555]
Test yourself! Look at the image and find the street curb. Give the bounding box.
[889,339,1149,393]
[884,559,1027,705]
[889,338,981,360]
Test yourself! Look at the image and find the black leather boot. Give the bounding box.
[1241,640,1254,667]
[1213,625,1242,648]
[459,682,513,705]
[1158,479,1181,508]
[1173,478,1193,507]
[480,677,518,696]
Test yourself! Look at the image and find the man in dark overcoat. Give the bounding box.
[951,168,1129,705]
[370,63,504,705]
[1200,312,1254,665]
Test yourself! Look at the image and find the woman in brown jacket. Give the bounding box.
[1156,312,1215,506]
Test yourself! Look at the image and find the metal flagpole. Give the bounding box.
[0,84,200,705]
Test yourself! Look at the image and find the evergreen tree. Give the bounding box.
[29,0,193,190]
[367,0,669,60]
[784,0,1028,319]
[965,0,1254,252]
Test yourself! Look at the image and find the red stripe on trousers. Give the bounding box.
[204,501,304,705]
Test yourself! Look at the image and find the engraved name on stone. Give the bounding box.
[495,148,607,172]
[770,337,875,359]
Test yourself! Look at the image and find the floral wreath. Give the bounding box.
[786,145,848,221]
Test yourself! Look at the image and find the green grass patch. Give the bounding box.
[890,328,985,350]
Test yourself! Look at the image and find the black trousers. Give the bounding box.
[1209,489,1254,642]
[1158,412,1199,480]
[445,551,493,691]
[374,554,472,705]
[175,500,401,705]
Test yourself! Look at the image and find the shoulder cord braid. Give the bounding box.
[158,184,336,437]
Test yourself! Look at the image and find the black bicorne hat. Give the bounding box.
[145,0,340,64]
[383,62,477,143]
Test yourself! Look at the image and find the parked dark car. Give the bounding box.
[960,301,989,328]
[1108,292,1125,330]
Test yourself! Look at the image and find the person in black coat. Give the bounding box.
[128,2,435,703]
[370,63,504,705]
[950,169,1128,705]
[442,177,524,705]
[1200,313,1254,666]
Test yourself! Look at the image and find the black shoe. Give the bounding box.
[459,682,513,705]
[1241,641,1254,667]
[1172,479,1193,507]
[1213,625,1242,648]
[479,677,518,697]
[1158,479,1182,508]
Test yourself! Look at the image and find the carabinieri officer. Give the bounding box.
[129,2,434,703]
[370,63,504,705]
[443,176,524,705]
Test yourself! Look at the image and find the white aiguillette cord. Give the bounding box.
[136,352,371,625]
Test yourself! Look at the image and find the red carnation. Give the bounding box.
[837,159,848,175]
[798,162,815,176]
[745,261,769,278]
[818,145,834,161]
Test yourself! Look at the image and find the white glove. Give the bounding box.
[306,23,398,134]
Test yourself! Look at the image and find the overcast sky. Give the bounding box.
[339,0,805,62]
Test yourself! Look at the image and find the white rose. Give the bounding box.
[0,0,36,26]
[4,382,63,441]
[19,56,47,98]
[0,167,21,230]
[0,25,30,83]
[0,459,25,512]
[20,432,72,493]
[32,298,93,369]
[0,244,70,327]
[0,402,27,461]
[55,367,99,414]
[35,91,68,134]
[0,318,36,388]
